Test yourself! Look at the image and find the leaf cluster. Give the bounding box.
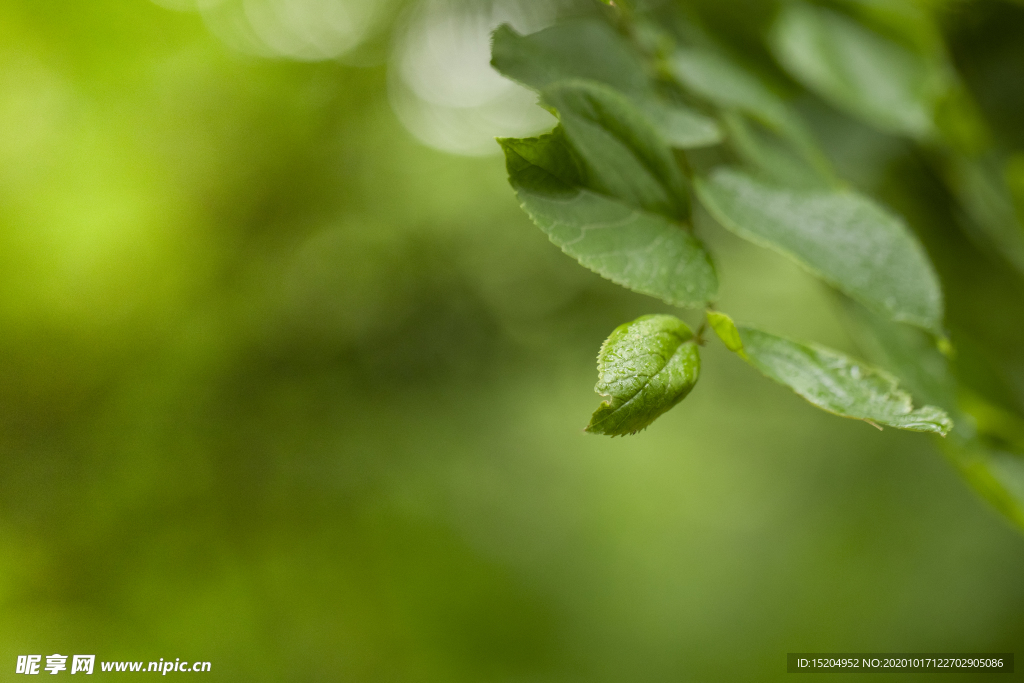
[491,2,1024,532]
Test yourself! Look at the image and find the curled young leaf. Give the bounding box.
[499,130,717,308]
[695,168,943,333]
[708,312,952,435]
[587,315,701,436]
[706,310,743,354]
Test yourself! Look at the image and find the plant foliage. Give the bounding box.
[587,314,700,436]
[491,0,1024,533]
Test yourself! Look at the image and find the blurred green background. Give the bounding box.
[1,0,1023,680]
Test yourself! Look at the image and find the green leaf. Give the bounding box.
[708,312,952,435]
[587,314,701,436]
[491,21,721,149]
[942,441,1024,533]
[848,302,1024,532]
[670,46,789,128]
[694,167,943,333]
[768,2,947,139]
[841,301,956,411]
[668,43,829,171]
[499,131,718,308]
[498,127,582,192]
[1006,154,1024,218]
[946,155,1024,277]
[541,80,689,219]
[640,99,723,150]
[721,112,834,190]
[492,19,648,98]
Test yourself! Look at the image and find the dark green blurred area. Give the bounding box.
[2,0,1024,680]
